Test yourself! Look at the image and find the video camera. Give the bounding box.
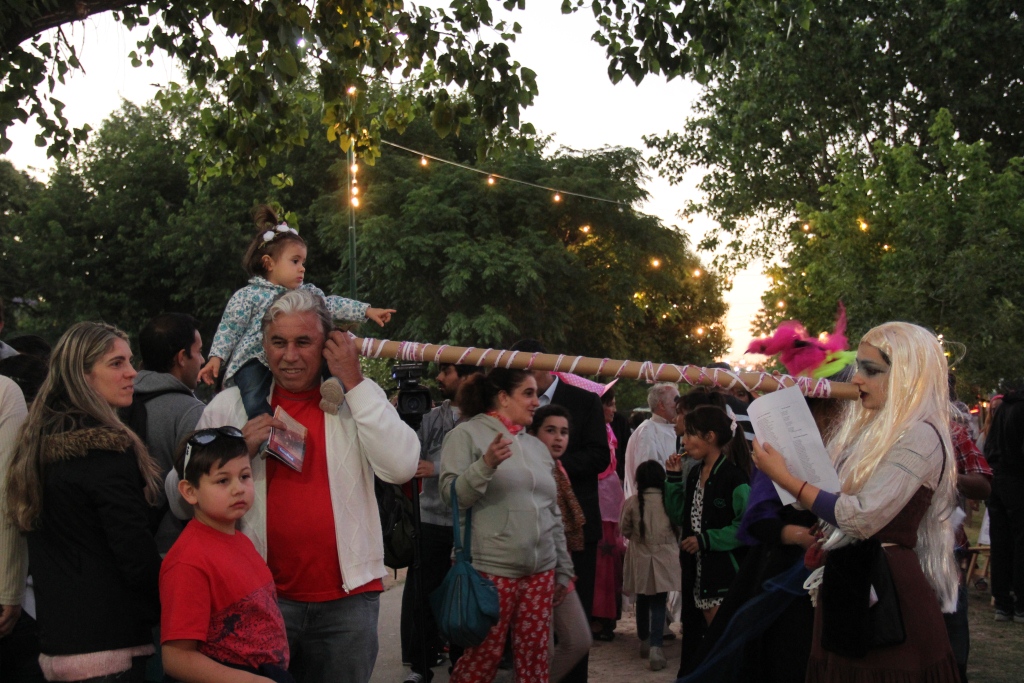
[392,363,432,430]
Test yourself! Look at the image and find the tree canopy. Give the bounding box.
[2,0,815,181]
[327,119,727,362]
[645,0,1024,271]
[753,111,1024,393]
[2,0,545,177]
[0,89,352,339]
[0,91,728,368]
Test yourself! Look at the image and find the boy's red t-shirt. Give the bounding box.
[266,385,382,601]
[160,519,289,670]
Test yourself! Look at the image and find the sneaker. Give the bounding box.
[320,377,345,414]
[403,673,425,683]
[995,609,1012,622]
[649,646,667,671]
[404,654,446,668]
[639,638,650,659]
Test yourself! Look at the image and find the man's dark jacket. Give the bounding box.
[985,391,1024,478]
[552,380,610,544]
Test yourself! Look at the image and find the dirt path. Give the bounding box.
[375,571,1024,683]
[963,586,1024,683]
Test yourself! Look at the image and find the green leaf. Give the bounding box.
[274,52,299,79]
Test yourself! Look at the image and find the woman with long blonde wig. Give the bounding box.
[4,322,162,683]
[753,322,960,682]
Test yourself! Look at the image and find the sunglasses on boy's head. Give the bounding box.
[183,425,245,472]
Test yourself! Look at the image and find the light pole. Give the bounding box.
[347,145,358,299]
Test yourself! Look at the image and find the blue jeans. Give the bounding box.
[278,592,381,683]
[234,358,274,420]
[636,592,668,647]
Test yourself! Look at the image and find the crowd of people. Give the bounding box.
[0,205,1017,683]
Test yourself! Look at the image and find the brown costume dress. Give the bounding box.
[806,486,960,682]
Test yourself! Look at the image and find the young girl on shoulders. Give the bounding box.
[620,460,680,672]
[198,205,394,419]
[665,405,750,626]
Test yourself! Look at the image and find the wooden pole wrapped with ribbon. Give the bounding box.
[352,337,860,400]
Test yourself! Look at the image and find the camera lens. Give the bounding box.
[398,392,429,415]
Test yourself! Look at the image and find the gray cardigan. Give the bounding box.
[439,414,573,586]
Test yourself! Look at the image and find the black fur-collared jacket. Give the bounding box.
[28,426,161,656]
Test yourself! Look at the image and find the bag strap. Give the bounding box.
[924,421,948,482]
[449,480,472,563]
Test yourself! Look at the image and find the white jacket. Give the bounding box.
[623,415,677,498]
[194,379,419,592]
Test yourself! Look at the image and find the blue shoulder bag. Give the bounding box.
[429,480,501,647]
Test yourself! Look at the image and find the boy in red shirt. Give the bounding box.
[160,427,293,683]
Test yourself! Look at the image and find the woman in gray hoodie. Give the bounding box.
[440,368,573,683]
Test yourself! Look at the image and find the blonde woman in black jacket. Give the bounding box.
[5,322,162,683]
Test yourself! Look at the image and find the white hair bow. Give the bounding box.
[725,404,739,435]
[262,223,299,246]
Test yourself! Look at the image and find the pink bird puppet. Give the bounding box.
[746,303,851,378]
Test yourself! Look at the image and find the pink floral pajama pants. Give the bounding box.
[449,569,555,683]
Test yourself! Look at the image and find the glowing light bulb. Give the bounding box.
[350,163,358,174]
[487,176,495,185]
[693,268,701,277]
[347,86,357,95]
[696,327,705,335]
[580,225,590,233]
[351,197,360,207]
[858,219,869,231]
[553,193,561,202]
[420,156,428,166]
[802,223,810,231]
[651,258,661,268]
[777,300,786,309]
[351,186,359,196]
